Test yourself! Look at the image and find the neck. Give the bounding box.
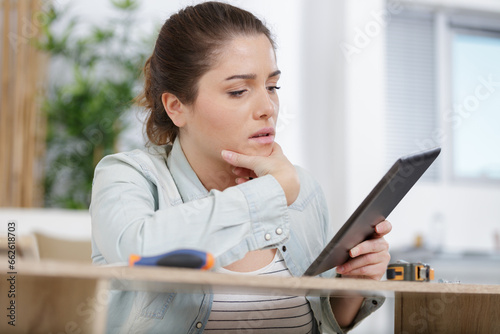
[179,138,237,192]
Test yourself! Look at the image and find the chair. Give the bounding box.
[33,232,92,263]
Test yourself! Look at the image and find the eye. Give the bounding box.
[228,89,247,98]
[267,86,281,93]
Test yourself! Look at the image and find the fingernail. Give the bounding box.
[350,248,358,257]
[221,150,232,160]
[337,265,344,273]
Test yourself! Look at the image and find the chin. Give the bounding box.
[252,143,274,157]
[231,145,270,158]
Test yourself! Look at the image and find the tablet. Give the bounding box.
[303,147,441,277]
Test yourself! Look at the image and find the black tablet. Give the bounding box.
[303,147,441,277]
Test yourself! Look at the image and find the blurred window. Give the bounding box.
[386,10,500,183]
[385,11,439,181]
[451,31,500,181]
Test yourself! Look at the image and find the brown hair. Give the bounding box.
[136,1,276,145]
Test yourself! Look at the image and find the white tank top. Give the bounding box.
[204,251,314,333]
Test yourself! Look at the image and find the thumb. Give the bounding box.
[221,150,260,171]
[269,142,283,156]
[221,150,273,178]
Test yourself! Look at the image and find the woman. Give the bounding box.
[90,2,391,333]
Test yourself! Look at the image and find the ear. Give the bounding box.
[161,92,188,128]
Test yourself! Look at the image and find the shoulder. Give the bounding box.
[97,145,170,169]
[96,145,170,174]
[91,145,182,208]
[93,145,173,187]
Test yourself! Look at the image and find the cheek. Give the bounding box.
[203,109,237,131]
[202,97,248,127]
[194,98,230,128]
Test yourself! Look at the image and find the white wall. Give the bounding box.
[298,0,350,232]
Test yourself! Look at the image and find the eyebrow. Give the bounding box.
[225,70,281,81]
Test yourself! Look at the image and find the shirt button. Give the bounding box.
[276,227,283,235]
[264,233,271,241]
[196,322,202,329]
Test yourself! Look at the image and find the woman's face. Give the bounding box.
[178,34,280,168]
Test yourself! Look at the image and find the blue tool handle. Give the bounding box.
[129,249,214,270]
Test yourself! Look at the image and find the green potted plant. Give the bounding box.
[37,0,151,209]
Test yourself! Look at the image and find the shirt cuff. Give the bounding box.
[341,296,386,332]
[237,174,290,249]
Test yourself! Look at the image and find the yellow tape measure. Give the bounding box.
[387,261,434,282]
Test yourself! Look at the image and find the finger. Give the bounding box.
[234,168,257,179]
[232,168,259,183]
[339,262,388,280]
[374,220,392,236]
[337,251,391,276]
[235,177,249,185]
[232,167,253,178]
[349,237,389,258]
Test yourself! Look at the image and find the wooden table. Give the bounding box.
[1,260,499,333]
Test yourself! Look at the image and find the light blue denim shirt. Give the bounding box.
[90,139,384,333]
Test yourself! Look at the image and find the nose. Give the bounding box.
[253,87,277,120]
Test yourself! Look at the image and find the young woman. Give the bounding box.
[90,2,391,333]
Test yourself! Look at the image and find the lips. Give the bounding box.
[249,127,275,139]
[249,127,275,144]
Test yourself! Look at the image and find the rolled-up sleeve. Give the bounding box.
[341,296,385,332]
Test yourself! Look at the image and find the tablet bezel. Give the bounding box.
[303,147,441,277]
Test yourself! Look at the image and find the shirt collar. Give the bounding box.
[166,138,209,203]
